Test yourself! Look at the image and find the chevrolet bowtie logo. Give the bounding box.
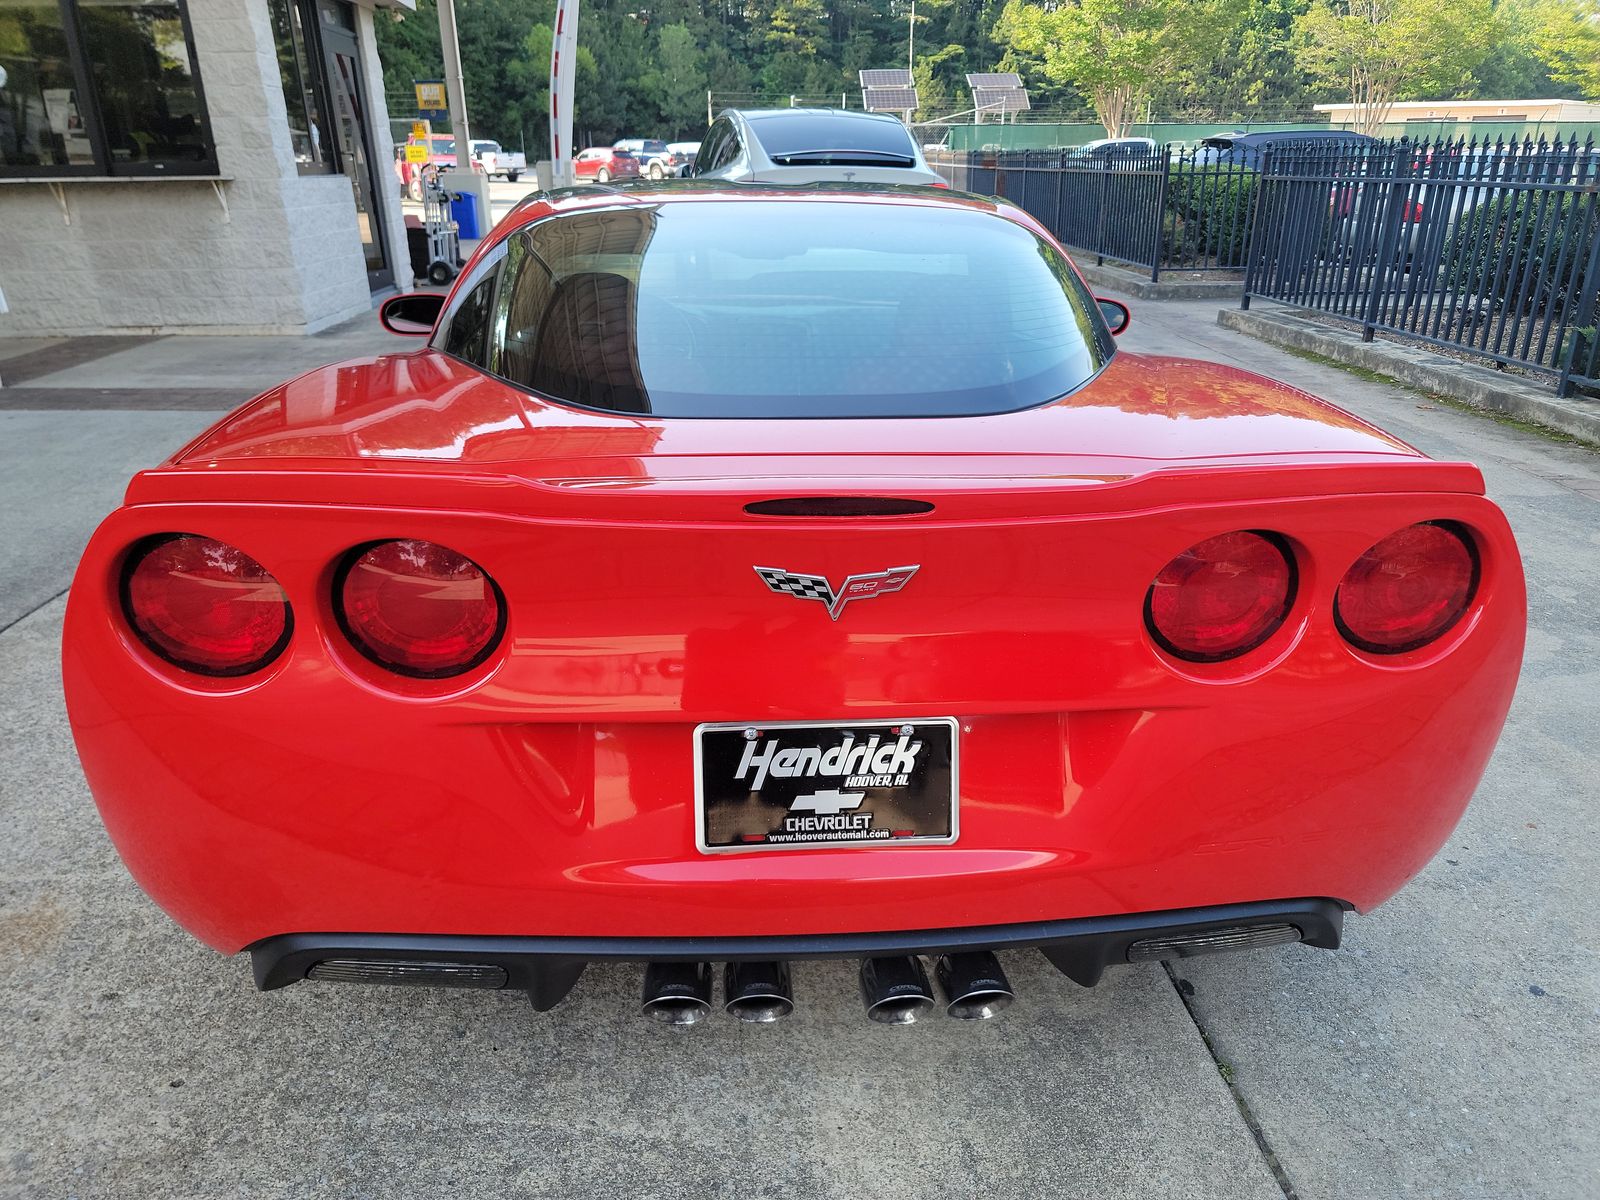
[753,565,920,620]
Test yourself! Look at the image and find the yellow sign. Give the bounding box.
[410,121,428,140]
[414,82,447,111]
[405,144,430,164]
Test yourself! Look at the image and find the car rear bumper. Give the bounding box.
[251,897,1346,1008]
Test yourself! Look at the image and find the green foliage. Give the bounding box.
[1163,165,1259,267]
[1530,0,1600,100]
[1293,0,1497,134]
[1443,192,1598,316]
[996,0,1239,136]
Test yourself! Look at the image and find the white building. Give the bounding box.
[1315,98,1600,127]
[0,0,413,335]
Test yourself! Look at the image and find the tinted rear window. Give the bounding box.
[748,114,916,162]
[480,201,1110,418]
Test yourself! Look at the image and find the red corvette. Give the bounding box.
[64,185,1524,1025]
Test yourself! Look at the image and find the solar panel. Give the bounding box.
[972,86,1030,112]
[862,86,919,111]
[859,69,913,88]
[966,73,1023,89]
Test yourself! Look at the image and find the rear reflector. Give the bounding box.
[307,960,507,989]
[1127,923,1302,962]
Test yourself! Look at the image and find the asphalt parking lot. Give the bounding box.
[1,296,1597,1199]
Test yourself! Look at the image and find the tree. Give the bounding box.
[1531,0,1600,99]
[995,0,1237,136]
[1158,0,1318,121]
[1293,0,1497,135]
[913,45,964,120]
[653,23,709,137]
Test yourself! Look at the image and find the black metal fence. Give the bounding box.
[1243,137,1599,397]
[933,145,1263,275]
[935,135,1600,396]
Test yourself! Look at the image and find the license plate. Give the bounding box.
[695,718,959,853]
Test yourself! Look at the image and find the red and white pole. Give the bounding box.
[549,0,579,187]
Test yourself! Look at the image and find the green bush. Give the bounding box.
[1163,166,1258,269]
[1443,192,1597,316]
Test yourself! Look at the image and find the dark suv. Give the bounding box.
[1195,130,1376,168]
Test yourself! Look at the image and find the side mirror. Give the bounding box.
[379,292,446,336]
[1096,296,1132,336]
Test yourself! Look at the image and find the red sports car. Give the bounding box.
[64,185,1524,1026]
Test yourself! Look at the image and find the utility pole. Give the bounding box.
[908,0,915,74]
[435,0,471,152]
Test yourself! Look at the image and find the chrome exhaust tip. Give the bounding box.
[722,961,794,1023]
[936,951,1015,1020]
[859,956,936,1025]
[641,961,712,1025]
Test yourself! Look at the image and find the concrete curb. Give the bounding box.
[1073,260,1245,301]
[1217,306,1600,445]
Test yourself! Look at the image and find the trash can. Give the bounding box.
[449,191,480,240]
[403,216,429,282]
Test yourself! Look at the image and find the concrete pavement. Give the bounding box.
[0,297,1596,1198]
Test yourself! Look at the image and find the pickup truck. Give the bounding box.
[470,140,526,183]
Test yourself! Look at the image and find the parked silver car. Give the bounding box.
[692,109,947,187]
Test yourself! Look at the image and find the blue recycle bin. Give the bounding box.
[449,191,481,240]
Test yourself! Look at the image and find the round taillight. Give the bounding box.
[1145,531,1296,662]
[122,535,291,676]
[1335,522,1478,654]
[336,539,504,678]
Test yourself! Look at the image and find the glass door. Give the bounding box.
[316,3,390,289]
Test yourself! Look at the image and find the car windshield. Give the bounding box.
[480,200,1111,418]
[430,137,455,154]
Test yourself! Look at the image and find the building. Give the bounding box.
[0,0,414,336]
[1315,98,1600,128]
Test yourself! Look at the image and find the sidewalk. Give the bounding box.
[0,309,408,409]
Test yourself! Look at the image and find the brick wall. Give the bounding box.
[0,0,399,336]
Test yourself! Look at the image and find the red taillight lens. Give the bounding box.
[1145,531,1296,662]
[337,539,503,678]
[1335,522,1477,654]
[122,535,290,676]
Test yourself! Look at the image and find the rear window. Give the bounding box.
[748,114,916,165]
[477,201,1110,418]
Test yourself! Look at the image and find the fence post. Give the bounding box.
[1239,146,1273,310]
[1360,141,1415,342]
[1556,198,1600,397]
[1094,164,1109,266]
[1149,145,1171,282]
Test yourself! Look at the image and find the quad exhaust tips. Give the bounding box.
[646,954,1014,1026]
[936,951,1015,1020]
[723,961,794,1023]
[859,956,937,1024]
[641,961,713,1025]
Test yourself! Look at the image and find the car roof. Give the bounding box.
[1204,129,1375,147]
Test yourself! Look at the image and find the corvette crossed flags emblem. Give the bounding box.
[754,565,920,621]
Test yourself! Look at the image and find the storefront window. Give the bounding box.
[0,0,216,176]
[0,5,97,170]
[268,0,332,174]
